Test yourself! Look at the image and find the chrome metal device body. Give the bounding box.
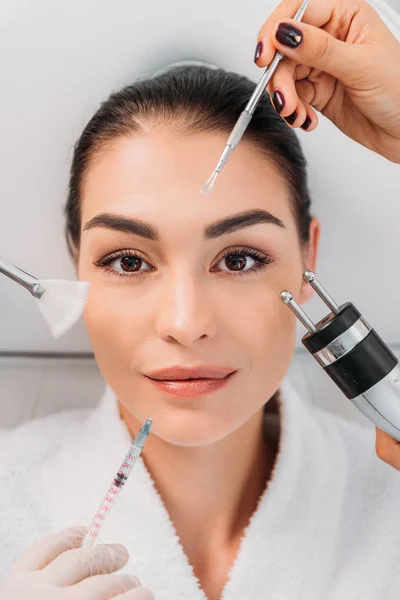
[281,271,400,441]
[0,256,45,298]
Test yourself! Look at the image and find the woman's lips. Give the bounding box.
[145,371,235,398]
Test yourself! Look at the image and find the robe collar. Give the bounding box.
[43,377,339,600]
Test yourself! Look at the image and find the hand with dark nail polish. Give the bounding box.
[254,0,400,163]
[271,90,285,114]
[254,41,263,63]
[284,111,297,126]
[276,23,303,48]
[301,116,312,131]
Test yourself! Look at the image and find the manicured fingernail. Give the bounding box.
[284,111,297,125]
[271,90,285,114]
[276,23,303,48]
[301,115,312,131]
[254,41,263,62]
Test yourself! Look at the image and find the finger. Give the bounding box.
[67,573,141,600]
[267,59,308,127]
[268,59,299,118]
[267,58,318,130]
[298,102,319,132]
[9,525,88,574]
[295,77,315,106]
[40,543,129,586]
[375,427,400,470]
[295,64,312,81]
[255,0,334,65]
[295,71,338,114]
[113,587,154,600]
[254,0,383,66]
[271,19,361,83]
[280,95,307,129]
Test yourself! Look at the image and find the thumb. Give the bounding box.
[273,19,359,81]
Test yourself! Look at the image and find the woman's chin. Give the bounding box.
[146,407,241,447]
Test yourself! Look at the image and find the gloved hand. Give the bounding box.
[0,525,154,599]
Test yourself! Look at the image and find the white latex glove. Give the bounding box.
[0,525,154,600]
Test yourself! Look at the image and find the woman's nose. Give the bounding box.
[154,274,218,346]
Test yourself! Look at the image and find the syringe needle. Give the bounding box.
[150,398,162,419]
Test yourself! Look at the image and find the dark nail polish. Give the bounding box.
[271,90,285,114]
[284,111,297,125]
[301,115,312,131]
[276,23,303,48]
[254,41,263,62]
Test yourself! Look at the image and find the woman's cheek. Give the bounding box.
[83,286,127,360]
[249,290,297,376]
[83,285,110,337]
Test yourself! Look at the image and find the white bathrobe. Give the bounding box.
[2,378,400,600]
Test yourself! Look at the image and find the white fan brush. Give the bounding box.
[0,256,90,339]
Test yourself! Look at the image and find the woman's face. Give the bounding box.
[77,128,320,446]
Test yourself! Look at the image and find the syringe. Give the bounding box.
[80,417,153,547]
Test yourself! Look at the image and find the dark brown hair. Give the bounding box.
[65,65,312,259]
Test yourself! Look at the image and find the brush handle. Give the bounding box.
[0,256,45,298]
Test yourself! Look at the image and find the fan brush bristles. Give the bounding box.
[35,280,90,339]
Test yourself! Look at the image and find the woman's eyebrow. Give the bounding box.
[83,213,158,240]
[204,209,285,239]
[82,209,285,241]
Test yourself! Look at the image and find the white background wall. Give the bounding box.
[0,0,399,427]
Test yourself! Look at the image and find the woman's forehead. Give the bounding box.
[81,132,293,228]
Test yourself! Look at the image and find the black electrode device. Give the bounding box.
[281,270,400,441]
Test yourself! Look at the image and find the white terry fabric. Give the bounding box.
[1,379,400,600]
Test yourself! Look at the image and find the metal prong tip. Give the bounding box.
[303,270,316,283]
[200,171,219,196]
[280,290,293,304]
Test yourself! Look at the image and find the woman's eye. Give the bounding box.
[96,248,272,278]
[218,253,255,272]
[111,255,152,273]
[214,250,271,274]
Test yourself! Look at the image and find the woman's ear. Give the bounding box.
[298,217,320,305]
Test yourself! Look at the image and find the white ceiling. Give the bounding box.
[0,0,399,354]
